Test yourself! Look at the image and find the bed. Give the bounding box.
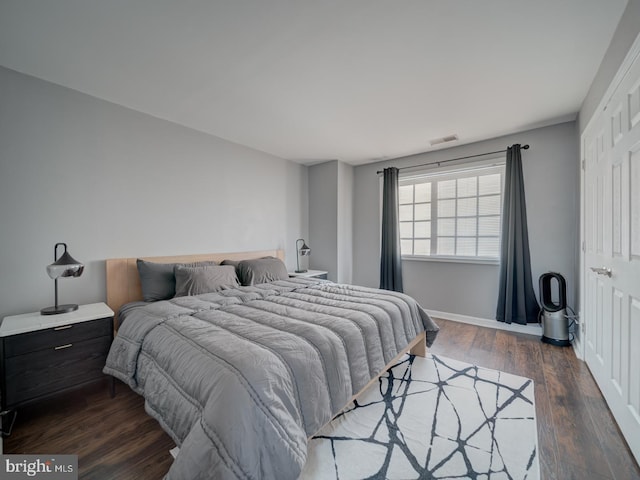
[103,249,439,480]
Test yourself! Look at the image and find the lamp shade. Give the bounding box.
[46,249,84,279]
[298,242,311,256]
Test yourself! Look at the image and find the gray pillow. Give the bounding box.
[136,259,217,301]
[220,259,241,268]
[174,265,239,297]
[237,257,289,286]
[221,257,270,280]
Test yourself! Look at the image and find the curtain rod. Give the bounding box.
[376,144,530,175]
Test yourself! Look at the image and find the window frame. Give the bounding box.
[397,158,505,265]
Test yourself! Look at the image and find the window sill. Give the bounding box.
[401,255,500,266]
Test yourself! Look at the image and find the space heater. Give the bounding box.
[539,272,571,346]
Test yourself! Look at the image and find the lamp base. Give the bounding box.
[41,304,78,315]
[294,269,308,273]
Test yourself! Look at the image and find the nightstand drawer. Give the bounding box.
[4,335,112,407]
[3,316,112,357]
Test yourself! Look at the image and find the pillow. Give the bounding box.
[174,265,239,297]
[221,256,274,272]
[220,259,241,268]
[236,257,289,286]
[136,259,216,301]
[221,257,271,280]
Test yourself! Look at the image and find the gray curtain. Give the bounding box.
[380,167,403,292]
[496,144,539,324]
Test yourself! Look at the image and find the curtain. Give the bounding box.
[380,167,403,292]
[496,144,539,324]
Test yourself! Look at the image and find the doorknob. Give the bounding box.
[590,266,612,277]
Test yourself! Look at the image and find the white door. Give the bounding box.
[582,44,640,464]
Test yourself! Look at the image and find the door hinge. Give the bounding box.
[582,241,585,252]
[582,160,586,170]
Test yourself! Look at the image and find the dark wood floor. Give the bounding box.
[4,318,639,479]
[428,319,640,480]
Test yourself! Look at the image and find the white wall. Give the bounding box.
[353,122,579,319]
[0,66,308,318]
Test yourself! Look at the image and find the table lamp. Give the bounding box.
[41,242,84,315]
[295,238,311,273]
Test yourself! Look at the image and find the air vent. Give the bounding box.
[430,134,459,146]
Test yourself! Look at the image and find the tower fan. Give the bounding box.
[539,272,571,346]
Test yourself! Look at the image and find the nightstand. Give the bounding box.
[0,303,114,415]
[288,270,328,280]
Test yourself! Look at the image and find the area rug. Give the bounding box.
[300,354,539,480]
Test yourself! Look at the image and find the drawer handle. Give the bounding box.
[53,325,73,331]
[54,343,73,350]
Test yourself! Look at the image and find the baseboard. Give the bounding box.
[426,309,542,337]
[571,336,584,360]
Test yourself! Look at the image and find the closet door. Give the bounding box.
[582,46,640,465]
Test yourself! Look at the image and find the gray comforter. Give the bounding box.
[104,278,438,480]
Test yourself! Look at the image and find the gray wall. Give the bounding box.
[580,0,640,132]
[337,161,354,284]
[0,66,308,318]
[308,161,338,278]
[353,122,579,319]
[308,160,354,283]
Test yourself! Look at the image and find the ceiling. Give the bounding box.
[0,1,627,165]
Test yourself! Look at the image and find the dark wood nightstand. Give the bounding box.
[0,303,114,417]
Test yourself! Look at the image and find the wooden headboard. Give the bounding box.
[106,249,284,326]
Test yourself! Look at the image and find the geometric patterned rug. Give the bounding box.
[301,354,539,480]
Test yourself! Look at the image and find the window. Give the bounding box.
[398,162,504,261]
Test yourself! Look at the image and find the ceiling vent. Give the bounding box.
[430,134,459,146]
